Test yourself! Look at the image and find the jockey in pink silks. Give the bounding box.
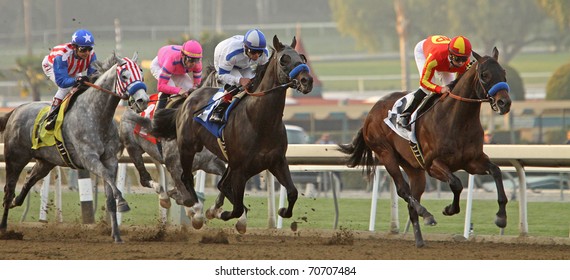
[150,40,203,110]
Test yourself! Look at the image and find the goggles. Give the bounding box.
[77,46,93,53]
[449,54,468,63]
[247,48,264,56]
[183,55,200,64]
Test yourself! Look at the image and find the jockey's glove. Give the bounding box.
[75,76,90,85]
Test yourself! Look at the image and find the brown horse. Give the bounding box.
[151,35,313,233]
[338,47,511,247]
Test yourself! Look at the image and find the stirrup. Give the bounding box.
[398,113,411,128]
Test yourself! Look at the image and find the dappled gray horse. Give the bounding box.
[119,105,226,228]
[0,53,149,243]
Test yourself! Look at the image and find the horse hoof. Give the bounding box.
[235,221,247,234]
[495,216,507,228]
[192,215,204,230]
[415,240,425,248]
[205,208,216,220]
[442,205,459,216]
[117,202,130,213]
[423,216,437,226]
[114,238,124,244]
[159,198,171,209]
[278,207,292,218]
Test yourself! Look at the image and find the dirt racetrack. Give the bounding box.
[1,222,570,260]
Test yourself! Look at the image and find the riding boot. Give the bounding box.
[45,98,63,130]
[209,101,230,124]
[156,92,168,111]
[398,89,427,128]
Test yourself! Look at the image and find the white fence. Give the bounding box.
[3,144,570,238]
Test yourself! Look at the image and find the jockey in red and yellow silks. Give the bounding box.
[398,35,472,129]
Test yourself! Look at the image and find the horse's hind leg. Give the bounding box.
[12,160,55,207]
[383,159,431,248]
[205,169,230,220]
[1,158,30,231]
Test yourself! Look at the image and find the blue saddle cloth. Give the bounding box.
[193,93,240,139]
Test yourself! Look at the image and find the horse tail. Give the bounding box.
[0,110,14,133]
[337,128,376,178]
[151,108,178,140]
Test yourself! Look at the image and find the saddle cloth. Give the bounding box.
[32,97,70,149]
[383,92,419,144]
[193,88,240,139]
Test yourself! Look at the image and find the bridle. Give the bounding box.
[245,49,309,97]
[444,60,509,112]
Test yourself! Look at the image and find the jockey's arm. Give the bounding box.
[419,58,443,94]
[53,56,76,88]
[192,61,203,87]
[157,63,182,95]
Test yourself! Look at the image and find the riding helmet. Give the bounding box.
[71,29,95,47]
[181,40,203,58]
[448,36,472,57]
[243,29,267,50]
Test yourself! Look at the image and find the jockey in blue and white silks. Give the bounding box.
[41,29,98,130]
[209,29,270,123]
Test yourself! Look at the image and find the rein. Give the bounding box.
[84,81,128,100]
[245,79,299,96]
[444,91,490,103]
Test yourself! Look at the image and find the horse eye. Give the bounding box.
[280,54,291,66]
[121,71,132,81]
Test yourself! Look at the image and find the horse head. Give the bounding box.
[115,52,149,113]
[272,35,313,94]
[472,47,511,115]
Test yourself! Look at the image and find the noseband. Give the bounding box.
[246,53,309,97]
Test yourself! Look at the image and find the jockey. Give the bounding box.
[41,29,97,130]
[398,35,472,129]
[150,40,203,110]
[209,29,269,123]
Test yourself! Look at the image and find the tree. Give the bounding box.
[329,0,555,64]
[13,55,51,101]
[536,0,570,31]
[545,62,570,100]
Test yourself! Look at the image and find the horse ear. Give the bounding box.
[492,47,499,60]
[472,50,481,61]
[132,52,139,63]
[273,35,283,51]
[291,36,297,49]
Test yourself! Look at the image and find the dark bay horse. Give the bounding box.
[151,35,313,233]
[119,99,226,228]
[338,47,511,247]
[0,53,149,243]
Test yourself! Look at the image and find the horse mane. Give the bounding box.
[92,53,121,75]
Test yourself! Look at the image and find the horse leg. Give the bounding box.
[125,144,154,189]
[12,161,55,207]
[103,180,122,243]
[219,172,248,234]
[466,160,508,228]
[403,166,436,226]
[383,159,430,248]
[176,144,200,207]
[269,160,298,219]
[429,160,463,216]
[83,154,130,213]
[205,169,230,220]
[1,157,30,232]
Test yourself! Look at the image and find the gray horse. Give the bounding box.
[119,103,226,228]
[0,53,149,243]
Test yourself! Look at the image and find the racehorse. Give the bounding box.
[119,97,226,228]
[338,47,511,247]
[0,53,149,243]
[151,35,313,233]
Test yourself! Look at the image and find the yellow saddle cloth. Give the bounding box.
[32,98,70,149]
